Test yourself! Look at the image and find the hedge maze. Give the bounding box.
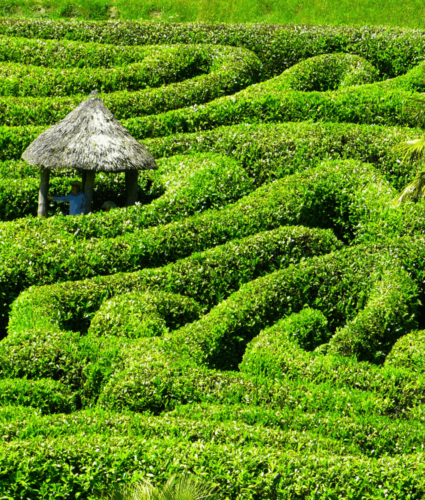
[1,18,425,499]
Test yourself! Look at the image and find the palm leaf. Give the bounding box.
[102,475,217,500]
[393,137,425,163]
[393,170,425,203]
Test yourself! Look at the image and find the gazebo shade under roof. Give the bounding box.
[22,91,157,172]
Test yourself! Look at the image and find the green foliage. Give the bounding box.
[2,18,425,499]
[89,291,201,339]
[0,20,424,78]
[8,225,339,334]
[0,377,74,413]
[385,330,425,373]
[0,42,261,125]
[240,308,331,378]
[273,53,380,91]
[168,237,424,370]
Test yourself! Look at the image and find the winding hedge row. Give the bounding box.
[6,224,340,335]
[118,61,425,141]
[0,160,391,333]
[0,45,213,97]
[0,153,253,221]
[2,17,425,498]
[3,430,425,499]
[167,236,425,370]
[0,43,260,125]
[0,20,424,78]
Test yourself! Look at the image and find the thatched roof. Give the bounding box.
[22,91,157,172]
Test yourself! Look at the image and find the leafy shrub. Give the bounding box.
[239,308,331,378]
[4,429,425,499]
[385,330,425,373]
[123,77,422,141]
[0,377,74,413]
[8,225,339,334]
[168,237,425,370]
[0,43,261,125]
[89,291,201,338]
[258,53,380,92]
[0,20,423,78]
[0,153,253,221]
[0,43,241,97]
[328,268,419,363]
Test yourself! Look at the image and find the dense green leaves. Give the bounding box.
[2,18,425,500]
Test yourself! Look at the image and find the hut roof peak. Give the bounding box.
[21,92,157,172]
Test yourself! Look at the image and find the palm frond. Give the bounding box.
[393,170,425,204]
[392,137,425,163]
[102,475,217,500]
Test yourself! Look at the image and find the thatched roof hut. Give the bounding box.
[22,91,158,217]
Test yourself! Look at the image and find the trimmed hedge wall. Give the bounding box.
[3,430,425,499]
[0,153,253,221]
[88,291,201,338]
[167,237,425,370]
[0,121,415,194]
[385,330,425,374]
[170,402,425,456]
[0,43,260,126]
[0,45,214,97]
[3,404,425,457]
[2,19,425,498]
[7,225,340,335]
[118,69,425,141]
[0,160,387,333]
[0,378,74,413]
[0,20,424,78]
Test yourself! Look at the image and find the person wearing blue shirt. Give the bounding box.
[48,180,87,216]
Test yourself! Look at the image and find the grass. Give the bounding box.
[0,0,425,29]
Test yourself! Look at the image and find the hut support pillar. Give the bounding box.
[38,168,50,217]
[81,170,87,192]
[84,171,95,214]
[125,170,139,207]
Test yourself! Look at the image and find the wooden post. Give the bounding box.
[84,170,96,214]
[81,170,87,192]
[125,170,139,207]
[38,168,50,217]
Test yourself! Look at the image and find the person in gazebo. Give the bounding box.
[48,180,87,216]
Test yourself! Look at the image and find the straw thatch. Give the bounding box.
[22,91,157,172]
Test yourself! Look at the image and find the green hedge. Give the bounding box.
[3,403,425,457]
[2,225,338,402]
[0,120,415,189]
[0,159,386,333]
[170,402,425,456]
[0,45,213,97]
[385,330,425,374]
[167,236,425,370]
[0,35,152,68]
[328,268,419,362]
[7,225,340,335]
[3,430,425,499]
[0,44,260,126]
[0,329,136,406]
[88,291,201,338]
[120,71,425,141]
[0,54,419,128]
[0,153,253,221]
[240,308,331,379]
[0,378,74,413]
[0,20,424,79]
[266,53,380,91]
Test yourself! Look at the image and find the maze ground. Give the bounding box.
[1,19,425,500]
